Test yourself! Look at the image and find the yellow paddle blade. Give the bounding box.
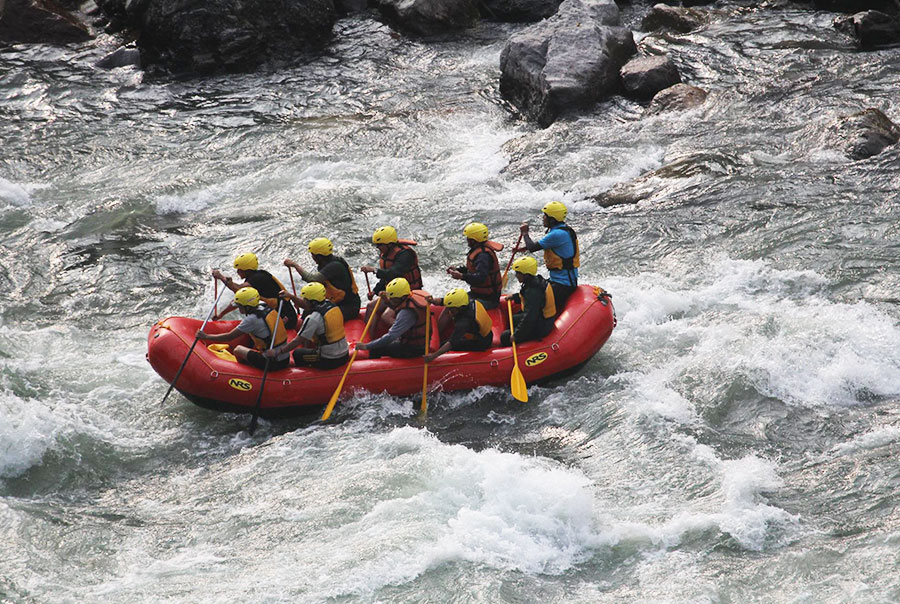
[510,363,528,402]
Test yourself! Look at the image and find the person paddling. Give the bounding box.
[359,226,422,329]
[197,287,290,370]
[265,282,350,370]
[284,237,361,322]
[212,253,298,329]
[356,278,430,359]
[425,288,493,363]
[499,257,556,347]
[519,201,579,310]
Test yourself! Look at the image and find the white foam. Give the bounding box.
[832,426,900,455]
[0,177,40,207]
[0,391,65,479]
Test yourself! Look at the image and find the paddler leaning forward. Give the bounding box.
[264,282,350,370]
[355,277,430,359]
[196,286,291,370]
[360,226,422,331]
[212,252,298,329]
[283,237,361,322]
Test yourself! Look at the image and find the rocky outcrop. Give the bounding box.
[95,0,337,74]
[0,0,92,45]
[479,0,563,22]
[373,0,479,35]
[95,43,141,68]
[645,83,707,114]
[499,0,636,127]
[817,108,900,160]
[620,55,681,100]
[811,0,898,13]
[835,10,900,48]
[642,4,707,33]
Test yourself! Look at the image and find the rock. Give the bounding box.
[0,0,92,44]
[127,0,337,74]
[95,43,141,68]
[479,0,563,22]
[642,3,707,33]
[818,108,900,160]
[645,83,707,115]
[835,10,900,48]
[372,0,479,35]
[499,0,636,127]
[620,55,680,100]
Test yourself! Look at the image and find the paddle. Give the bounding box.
[161,284,228,406]
[288,265,298,298]
[501,232,525,289]
[321,296,382,421]
[507,299,528,403]
[419,302,431,419]
[248,298,284,435]
[364,271,373,297]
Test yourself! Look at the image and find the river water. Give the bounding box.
[2,1,900,602]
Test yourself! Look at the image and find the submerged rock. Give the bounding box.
[641,3,707,33]
[620,55,681,100]
[499,0,636,127]
[818,108,900,160]
[0,0,92,45]
[835,10,900,48]
[95,43,141,68]
[373,0,479,35]
[645,83,707,115]
[95,0,336,74]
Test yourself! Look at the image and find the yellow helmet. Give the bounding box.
[512,256,538,276]
[443,288,469,308]
[308,237,333,256]
[372,226,398,245]
[300,282,327,302]
[385,277,411,299]
[233,287,260,307]
[463,222,489,243]
[233,253,259,271]
[541,201,567,222]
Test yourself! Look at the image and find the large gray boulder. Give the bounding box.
[817,108,900,160]
[499,0,636,127]
[0,0,92,44]
[835,10,900,48]
[480,0,563,22]
[620,55,681,100]
[373,0,478,35]
[95,0,336,74]
[811,0,897,13]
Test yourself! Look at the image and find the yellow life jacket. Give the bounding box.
[248,307,288,351]
[521,277,557,319]
[321,256,359,305]
[309,301,346,346]
[543,224,580,271]
[463,300,494,340]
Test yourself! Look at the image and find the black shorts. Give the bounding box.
[245,350,290,371]
[550,282,577,311]
[292,349,349,370]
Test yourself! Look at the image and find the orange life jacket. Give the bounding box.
[466,241,502,299]
[396,289,430,348]
[379,240,423,290]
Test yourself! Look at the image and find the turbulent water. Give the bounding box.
[2,1,900,601]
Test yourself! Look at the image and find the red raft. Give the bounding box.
[147,284,616,418]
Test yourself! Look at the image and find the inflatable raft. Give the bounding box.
[147,284,615,418]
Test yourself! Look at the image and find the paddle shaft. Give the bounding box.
[161,285,228,405]
[288,265,298,298]
[248,298,284,434]
[507,298,528,402]
[364,271,372,296]
[321,296,382,421]
[501,232,525,288]
[420,302,431,416]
